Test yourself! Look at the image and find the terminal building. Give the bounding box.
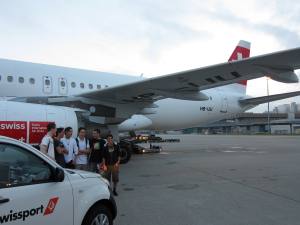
[183,102,300,135]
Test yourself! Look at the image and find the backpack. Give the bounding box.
[75,137,89,149]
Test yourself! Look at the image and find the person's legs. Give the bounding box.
[82,164,88,171]
[112,167,119,196]
[104,166,113,183]
[66,161,75,169]
[75,164,82,170]
[89,162,98,173]
[75,164,88,170]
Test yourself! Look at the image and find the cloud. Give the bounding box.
[195,2,300,49]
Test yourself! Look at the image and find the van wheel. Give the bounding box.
[82,204,113,225]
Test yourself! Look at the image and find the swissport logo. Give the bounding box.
[44,197,59,216]
[0,197,59,224]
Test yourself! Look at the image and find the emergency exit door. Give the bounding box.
[43,76,53,94]
[220,97,228,113]
[58,77,68,95]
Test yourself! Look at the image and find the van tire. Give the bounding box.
[82,204,113,225]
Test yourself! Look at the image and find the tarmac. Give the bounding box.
[114,135,300,225]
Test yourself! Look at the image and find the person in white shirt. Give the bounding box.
[61,127,78,169]
[40,123,57,160]
[75,127,91,171]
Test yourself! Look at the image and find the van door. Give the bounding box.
[43,76,52,94]
[0,143,73,225]
[46,106,66,126]
[58,77,68,95]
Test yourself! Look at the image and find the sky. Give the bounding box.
[0,0,299,112]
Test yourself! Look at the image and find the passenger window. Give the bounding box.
[80,83,84,89]
[97,84,101,90]
[105,85,108,88]
[0,75,1,81]
[71,82,76,88]
[18,77,24,84]
[45,79,50,86]
[0,144,52,189]
[7,76,13,82]
[29,78,35,84]
[60,80,66,87]
[89,84,93,89]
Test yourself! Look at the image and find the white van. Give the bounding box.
[0,136,117,225]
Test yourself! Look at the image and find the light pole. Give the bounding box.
[267,77,271,134]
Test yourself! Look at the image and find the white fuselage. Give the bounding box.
[0,59,247,131]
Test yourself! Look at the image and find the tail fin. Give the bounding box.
[228,40,251,87]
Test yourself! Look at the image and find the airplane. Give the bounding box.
[0,40,300,143]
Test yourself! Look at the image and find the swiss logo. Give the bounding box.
[43,197,59,216]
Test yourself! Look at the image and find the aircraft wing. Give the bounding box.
[239,91,300,106]
[79,47,300,103]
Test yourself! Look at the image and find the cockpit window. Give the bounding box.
[80,83,84,89]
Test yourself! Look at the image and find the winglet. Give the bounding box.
[229,40,251,86]
[228,40,251,62]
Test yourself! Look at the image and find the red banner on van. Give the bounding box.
[29,121,50,144]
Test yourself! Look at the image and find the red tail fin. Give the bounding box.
[228,40,251,86]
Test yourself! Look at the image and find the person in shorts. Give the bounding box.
[103,134,121,196]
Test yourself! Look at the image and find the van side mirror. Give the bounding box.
[53,167,65,182]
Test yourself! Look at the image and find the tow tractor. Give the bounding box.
[119,133,180,164]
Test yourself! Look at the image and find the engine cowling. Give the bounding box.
[118,115,152,131]
[270,71,299,83]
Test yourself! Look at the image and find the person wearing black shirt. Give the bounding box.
[54,128,68,167]
[103,134,121,196]
[89,129,106,173]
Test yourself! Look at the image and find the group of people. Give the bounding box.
[40,122,121,196]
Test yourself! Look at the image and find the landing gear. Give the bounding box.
[119,140,132,164]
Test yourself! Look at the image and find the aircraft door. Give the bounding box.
[220,97,228,113]
[58,77,68,95]
[43,76,53,94]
